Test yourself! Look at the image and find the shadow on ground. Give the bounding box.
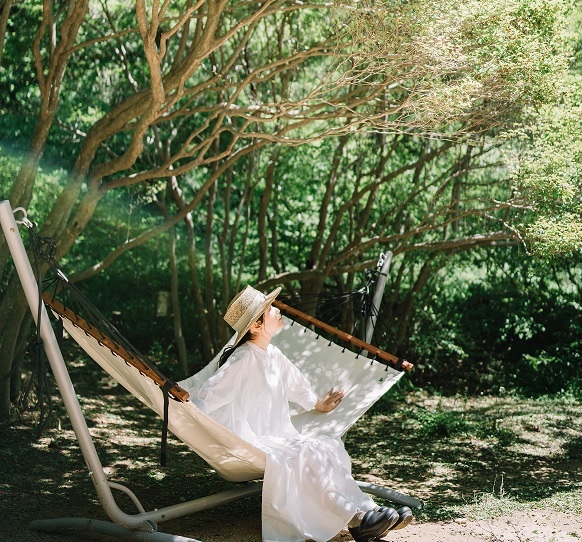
[0,343,581,541]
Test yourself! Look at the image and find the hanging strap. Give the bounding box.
[10,210,186,459]
[160,381,173,467]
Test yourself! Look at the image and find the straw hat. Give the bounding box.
[224,285,282,346]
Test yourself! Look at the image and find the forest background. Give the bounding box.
[0,0,582,423]
[0,2,582,541]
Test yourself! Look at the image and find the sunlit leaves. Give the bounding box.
[512,77,582,255]
[335,0,572,132]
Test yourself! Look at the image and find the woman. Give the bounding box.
[193,285,412,542]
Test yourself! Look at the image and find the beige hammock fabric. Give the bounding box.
[59,315,404,483]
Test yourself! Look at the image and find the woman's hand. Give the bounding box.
[315,388,345,413]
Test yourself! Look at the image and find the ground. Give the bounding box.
[0,346,581,542]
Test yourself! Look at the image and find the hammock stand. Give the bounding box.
[0,200,420,542]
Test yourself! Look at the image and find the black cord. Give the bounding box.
[4,222,57,435]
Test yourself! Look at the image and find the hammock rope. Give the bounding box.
[11,219,187,464]
[43,284,189,466]
[274,300,412,372]
[277,267,410,370]
[2,219,57,434]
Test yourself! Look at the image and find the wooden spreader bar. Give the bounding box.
[274,300,413,372]
[42,293,190,402]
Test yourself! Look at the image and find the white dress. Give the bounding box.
[192,342,375,542]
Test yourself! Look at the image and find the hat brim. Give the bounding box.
[232,286,281,346]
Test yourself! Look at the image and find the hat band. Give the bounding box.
[232,294,266,332]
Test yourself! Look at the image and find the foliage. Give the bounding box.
[511,78,582,255]
[0,0,43,139]
[0,143,67,221]
[414,408,471,438]
[0,0,580,422]
[340,0,572,131]
[407,248,582,395]
[505,0,582,255]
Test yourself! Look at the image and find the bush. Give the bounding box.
[406,250,582,396]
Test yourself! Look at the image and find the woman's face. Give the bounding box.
[262,304,284,336]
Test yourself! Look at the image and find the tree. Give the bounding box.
[512,80,582,256]
[0,0,573,420]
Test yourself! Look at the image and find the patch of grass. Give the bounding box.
[348,390,582,522]
[415,409,470,438]
[458,477,528,520]
[452,484,582,523]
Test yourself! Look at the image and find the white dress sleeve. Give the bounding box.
[273,346,318,412]
[194,348,247,414]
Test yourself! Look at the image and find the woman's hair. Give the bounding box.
[218,313,264,367]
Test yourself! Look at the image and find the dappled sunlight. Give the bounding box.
[1,339,580,542]
[273,317,404,438]
[346,392,582,516]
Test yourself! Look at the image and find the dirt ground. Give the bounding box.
[4,497,581,542]
[1,348,581,542]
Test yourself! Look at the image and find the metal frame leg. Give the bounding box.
[357,481,423,509]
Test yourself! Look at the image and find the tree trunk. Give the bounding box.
[0,0,90,279]
[204,180,217,347]
[258,149,279,281]
[0,0,13,66]
[394,256,439,349]
[168,177,216,362]
[309,137,347,270]
[298,276,326,316]
[0,0,92,420]
[168,225,188,374]
[0,280,29,420]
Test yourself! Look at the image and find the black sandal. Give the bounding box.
[372,506,414,540]
[391,506,414,531]
[349,508,399,542]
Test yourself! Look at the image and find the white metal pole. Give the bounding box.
[364,251,393,345]
[0,200,154,532]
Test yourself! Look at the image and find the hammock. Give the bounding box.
[42,295,410,482]
[0,200,420,542]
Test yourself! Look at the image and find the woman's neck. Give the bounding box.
[249,333,271,350]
